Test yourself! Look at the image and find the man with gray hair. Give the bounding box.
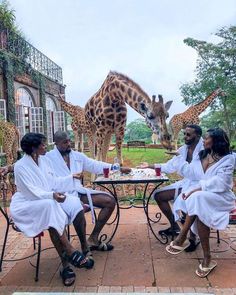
[46,131,130,256]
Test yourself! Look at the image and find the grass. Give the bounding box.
[105,148,171,167]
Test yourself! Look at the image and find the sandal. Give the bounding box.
[83,250,94,262]
[158,227,180,237]
[185,239,200,252]
[89,242,114,251]
[63,250,94,269]
[166,240,190,255]
[60,266,76,287]
[195,260,217,278]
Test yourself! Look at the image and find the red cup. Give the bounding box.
[154,164,161,177]
[103,167,109,178]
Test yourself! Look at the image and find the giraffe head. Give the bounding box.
[140,94,173,149]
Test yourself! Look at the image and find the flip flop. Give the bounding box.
[185,239,200,252]
[89,242,114,251]
[166,240,191,255]
[195,260,217,278]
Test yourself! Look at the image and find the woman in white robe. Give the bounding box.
[165,128,235,278]
[9,133,93,286]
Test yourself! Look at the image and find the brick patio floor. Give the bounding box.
[0,206,236,294]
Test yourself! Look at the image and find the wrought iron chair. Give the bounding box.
[0,173,44,282]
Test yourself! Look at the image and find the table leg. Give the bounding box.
[144,182,169,245]
[93,183,120,244]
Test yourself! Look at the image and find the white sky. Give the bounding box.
[8,0,236,122]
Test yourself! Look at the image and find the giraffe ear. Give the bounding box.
[165,101,173,111]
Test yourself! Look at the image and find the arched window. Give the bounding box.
[46,96,65,144]
[15,87,34,107]
[46,96,57,112]
[15,87,43,139]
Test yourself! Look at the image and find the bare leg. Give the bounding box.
[73,210,90,253]
[196,217,211,267]
[48,227,76,285]
[48,227,75,267]
[81,193,116,245]
[173,214,196,246]
[154,188,181,231]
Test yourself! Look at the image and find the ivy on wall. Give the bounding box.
[0,50,45,124]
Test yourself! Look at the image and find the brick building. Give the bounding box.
[0,22,66,145]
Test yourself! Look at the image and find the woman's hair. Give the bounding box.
[199,128,231,159]
[20,133,46,155]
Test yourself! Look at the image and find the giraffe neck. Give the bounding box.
[58,99,82,116]
[107,72,151,114]
[194,89,222,115]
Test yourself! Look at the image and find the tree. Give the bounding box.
[124,118,153,143]
[180,26,236,139]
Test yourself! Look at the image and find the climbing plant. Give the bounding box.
[0,50,46,123]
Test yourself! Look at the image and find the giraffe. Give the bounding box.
[169,87,225,150]
[0,120,19,165]
[57,95,94,154]
[85,71,173,162]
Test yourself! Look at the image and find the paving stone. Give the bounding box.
[122,285,134,292]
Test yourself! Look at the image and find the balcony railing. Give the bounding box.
[0,23,63,84]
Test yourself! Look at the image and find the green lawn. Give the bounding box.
[106,148,171,167]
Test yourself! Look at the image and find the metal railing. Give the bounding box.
[0,23,63,84]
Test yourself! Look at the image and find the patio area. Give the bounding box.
[0,206,236,294]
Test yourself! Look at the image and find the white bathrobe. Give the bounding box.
[46,147,112,222]
[155,138,204,199]
[10,154,83,237]
[172,153,235,234]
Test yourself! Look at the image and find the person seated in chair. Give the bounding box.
[139,124,204,251]
[8,133,94,287]
[165,128,235,278]
[46,131,131,252]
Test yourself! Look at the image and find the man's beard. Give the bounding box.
[59,149,71,156]
[185,138,196,146]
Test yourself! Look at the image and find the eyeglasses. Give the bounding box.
[183,132,192,136]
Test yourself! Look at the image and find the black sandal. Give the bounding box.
[83,250,94,261]
[185,239,200,252]
[63,250,94,269]
[60,266,76,287]
[158,227,180,236]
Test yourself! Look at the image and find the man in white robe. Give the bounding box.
[46,131,130,252]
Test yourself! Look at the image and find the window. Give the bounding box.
[15,87,36,140]
[46,96,58,144]
[0,99,6,120]
[30,107,44,134]
[54,111,65,132]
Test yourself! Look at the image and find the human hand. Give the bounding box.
[53,192,66,203]
[182,188,201,200]
[136,162,150,169]
[120,167,132,174]
[73,172,84,180]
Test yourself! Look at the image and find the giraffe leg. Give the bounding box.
[73,129,79,151]
[115,128,125,165]
[87,131,96,159]
[101,133,112,162]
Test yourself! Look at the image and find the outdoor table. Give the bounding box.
[93,169,170,245]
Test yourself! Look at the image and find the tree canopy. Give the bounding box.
[0,0,22,35]
[124,118,153,143]
[180,26,236,139]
